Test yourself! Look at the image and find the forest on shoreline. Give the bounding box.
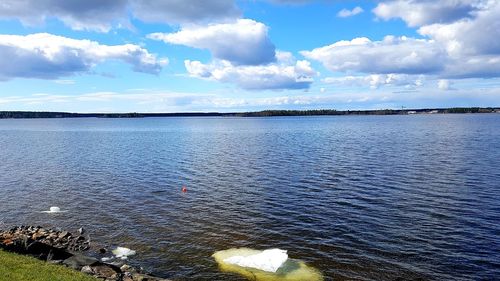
[0,107,499,119]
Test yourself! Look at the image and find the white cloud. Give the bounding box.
[323,74,424,89]
[184,51,316,90]
[3,85,500,112]
[301,36,445,75]
[373,0,483,27]
[337,6,364,18]
[416,1,500,78]
[130,0,239,25]
[0,33,167,81]
[0,0,128,32]
[373,0,500,58]
[303,1,500,79]
[418,2,500,56]
[0,91,326,111]
[437,79,455,90]
[149,19,276,66]
[0,0,239,32]
[54,79,75,85]
[0,91,211,112]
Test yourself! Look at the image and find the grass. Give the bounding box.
[0,249,96,281]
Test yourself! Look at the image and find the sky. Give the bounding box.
[0,0,499,113]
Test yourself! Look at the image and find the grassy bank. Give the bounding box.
[0,249,96,281]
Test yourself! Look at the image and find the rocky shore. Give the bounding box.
[0,226,171,281]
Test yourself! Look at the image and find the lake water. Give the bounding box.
[0,115,499,280]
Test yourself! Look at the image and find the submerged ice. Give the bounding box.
[112,247,136,259]
[213,248,323,281]
[224,249,288,273]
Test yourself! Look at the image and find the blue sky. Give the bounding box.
[0,0,499,112]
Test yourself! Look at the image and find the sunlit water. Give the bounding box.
[0,115,499,280]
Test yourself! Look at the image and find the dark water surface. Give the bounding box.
[0,115,499,280]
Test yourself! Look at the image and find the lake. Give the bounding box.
[0,114,499,280]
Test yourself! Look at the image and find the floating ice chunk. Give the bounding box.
[224,248,288,273]
[112,247,136,259]
[213,248,324,281]
[42,206,67,213]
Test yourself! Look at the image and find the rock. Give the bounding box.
[132,274,149,281]
[91,264,121,280]
[0,233,14,246]
[32,232,47,240]
[58,231,69,239]
[62,253,99,270]
[1,226,173,281]
[123,275,134,281]
[131,273,171,281]
[81,265,94,274]
[26,241,72,260]
[121,264,132,272]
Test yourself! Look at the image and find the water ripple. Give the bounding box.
[0,115,499,280]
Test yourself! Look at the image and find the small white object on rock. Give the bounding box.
[223,248,288,273]
[120,264,132,271]
[112,247,136,260]
[81,265,94,274]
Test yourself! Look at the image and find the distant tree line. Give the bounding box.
[0,111,224,119]
[444,107,494,114]
[235,109,341,117]
[235,107,500,116]
[235,109,404,116]
[0,111,81,118]
[0,107,498,119]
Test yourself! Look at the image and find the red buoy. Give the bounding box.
[182,186,187,193]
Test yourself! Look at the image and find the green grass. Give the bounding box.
[0,249,97,281]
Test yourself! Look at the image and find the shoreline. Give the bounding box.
[0,225,171,281]
[0,107,499,119]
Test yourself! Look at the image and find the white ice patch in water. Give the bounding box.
[101,257,112,262]
[42,206,67,213]
[223,248,288,273]
[112,247,136,260]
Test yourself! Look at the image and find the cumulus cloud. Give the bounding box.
[418,2,500,56]
[148,19,276,66]
[129,0,239,25]
[323,74,424,89]
[373,0,483,27]
[373,0,500,58]
[0,0,239,31]
[301,36,445,75]
[303,1,500,79]
[437,79,451,90]
[184,51,316,90]
[0,0,128,32]
[5,85,500,112]
[0,91,317,111]
[337,6,364,18]
[0,33,167,81]
[407,1,500,78]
